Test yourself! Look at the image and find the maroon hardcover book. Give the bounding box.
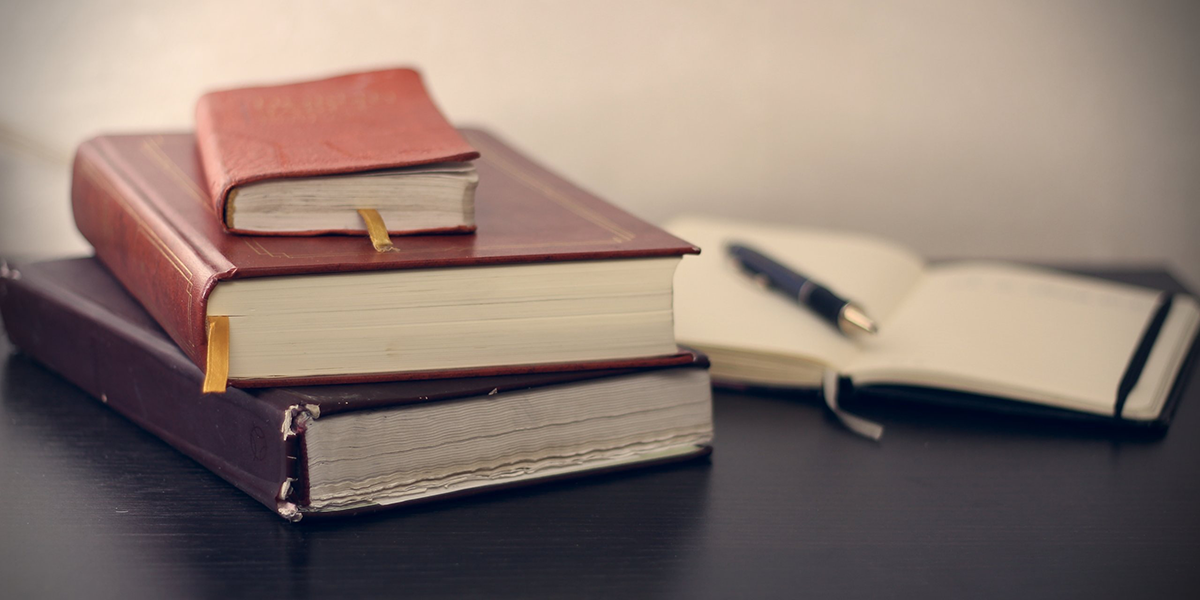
[0,258,713,521]
[195,68,480,235]
[71,128,700,387]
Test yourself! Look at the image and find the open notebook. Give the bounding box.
[668,216,1200,428]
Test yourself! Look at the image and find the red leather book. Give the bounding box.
[195,68,480,235]
[71,129,699,387]
[0,257,714,521]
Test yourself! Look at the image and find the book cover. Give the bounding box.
[0,257,712,521]
[195,67,479,232]
[71,129,700,386]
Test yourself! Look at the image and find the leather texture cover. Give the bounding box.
[71,128,700,385]
[0,257,712,521]
[195,67,479,230]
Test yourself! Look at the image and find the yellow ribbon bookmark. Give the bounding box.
[357,208,397,253]
[202,315,230,394]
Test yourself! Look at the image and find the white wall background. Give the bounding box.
[1,0,1198,286]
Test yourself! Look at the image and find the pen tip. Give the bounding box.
[840,305,878,335]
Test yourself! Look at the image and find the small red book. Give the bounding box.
[71,129,699,388]
[195,68,480,236]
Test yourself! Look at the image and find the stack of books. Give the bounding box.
[0,68,714,521]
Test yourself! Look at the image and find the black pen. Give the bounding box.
[727,243,878,335]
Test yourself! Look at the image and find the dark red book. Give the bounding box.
[72,129,699,388]
[0,258,714,521]
[195,68,480,235]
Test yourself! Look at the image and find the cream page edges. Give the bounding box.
[668,216,1199,419]
[206,258,680,379]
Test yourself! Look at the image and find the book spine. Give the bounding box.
[194,96,233,219]
[71,138,221,369]
[0,269,301,519]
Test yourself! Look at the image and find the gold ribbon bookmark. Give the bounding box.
[358,208,397,253]
[202,315,230,394]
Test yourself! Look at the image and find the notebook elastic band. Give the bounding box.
[1115,292,1174,418]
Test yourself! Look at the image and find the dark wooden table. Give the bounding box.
[2,268,1198,599]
